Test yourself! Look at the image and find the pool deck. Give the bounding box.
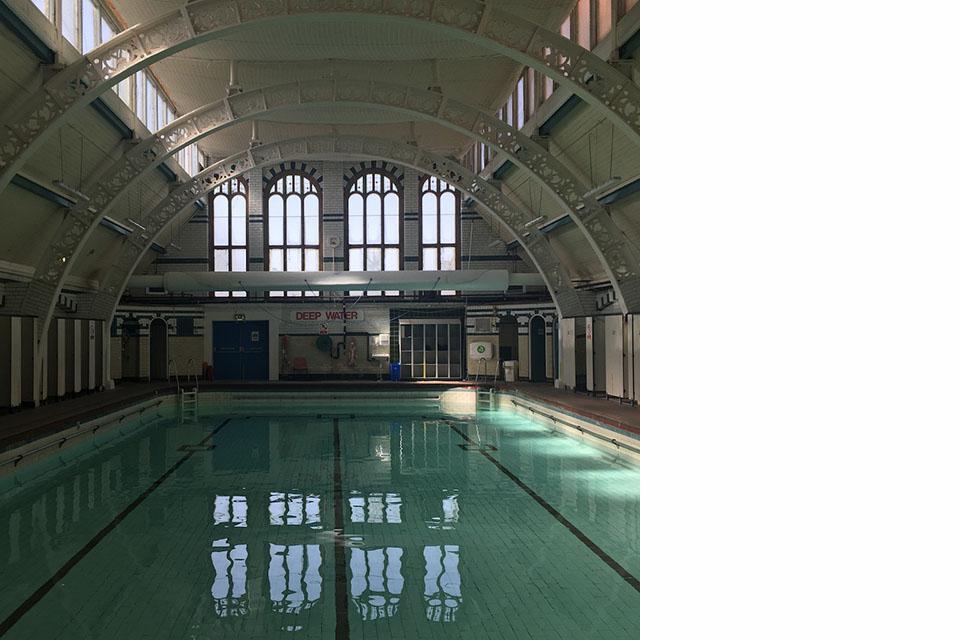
[0,380,639,452]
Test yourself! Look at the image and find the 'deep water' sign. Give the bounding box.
[292,309,364,322]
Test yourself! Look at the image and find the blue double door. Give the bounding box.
[213,321,269,380]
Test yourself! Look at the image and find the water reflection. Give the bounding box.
[350,547,404,620]
[269,492,322,527]
[423,545,462,623]
[399,422,455,473]
[268,544,323,614]
[213,495,248,527]
[427,494,459,531]
[211,541,248,617]
[349,491,402,523]
[206,543,466,622]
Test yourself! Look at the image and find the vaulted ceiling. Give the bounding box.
[0,0,639,318]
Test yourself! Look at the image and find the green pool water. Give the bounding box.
[0,402,639,639]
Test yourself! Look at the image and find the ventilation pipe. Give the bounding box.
[226,60,242,95]
[127,270,544,294]
[250,120,261,148]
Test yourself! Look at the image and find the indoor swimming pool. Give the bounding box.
[0,401,639,639]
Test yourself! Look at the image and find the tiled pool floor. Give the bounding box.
[0,404,639,638]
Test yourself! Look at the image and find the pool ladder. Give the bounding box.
[170,358,200,422]
[475,358,500,411]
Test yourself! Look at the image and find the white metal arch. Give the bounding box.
[73,136,594,338]
[0,0,639,195]
[20,79,637,334]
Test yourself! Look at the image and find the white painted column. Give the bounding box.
[627,314,639,402]
[560,317,576,390]
[585,317,594,392]
[605,315,625,399]
[102,321,110,387]
[87,320,96,390]
[72,320,82,393]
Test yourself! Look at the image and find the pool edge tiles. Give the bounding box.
[0,395,178,484]
[198,387,478,416]
[0,386,637,485]
[495,391,641,465]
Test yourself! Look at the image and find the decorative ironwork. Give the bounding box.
[0,0,638,192]
[84,136,594,328]
[19,79,636,345]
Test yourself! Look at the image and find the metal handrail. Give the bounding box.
[0,400,163,469]
[510,399,640,456]
[185,358,199,390]
[474,358,487,384]
[169,358,181,392]
[473,358,502,386]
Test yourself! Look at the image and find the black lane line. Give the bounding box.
[442,419,640,594]
[332,417,350,640]
[0,418,233,637]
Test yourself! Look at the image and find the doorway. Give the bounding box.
[498,314,519,362]
[574,317,587,391]
[149,318,168,381]
[121,317,140,379]
[213,320,269,380]
[529,315,546,382]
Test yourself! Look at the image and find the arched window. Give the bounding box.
[210,177,248,298]
[346,169,402,297]
[265,170,322,297]
[420,176,459,296]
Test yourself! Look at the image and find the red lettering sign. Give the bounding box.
[294,310,363,321]
[323,311,360,320]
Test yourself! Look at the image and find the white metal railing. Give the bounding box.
[475,358,501,411]
[169,358,181,391]
[185,359,199,390]
[169,358,199,421]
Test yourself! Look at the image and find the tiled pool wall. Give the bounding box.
[496,391,641,464]
[0,394,179,485]
[195,387,478,416]
[0,387,638,483]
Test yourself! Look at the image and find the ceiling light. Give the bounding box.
[126,218,146,231]
[524,215,546,228]
[584,176,622,198]
[52,180,90,203]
